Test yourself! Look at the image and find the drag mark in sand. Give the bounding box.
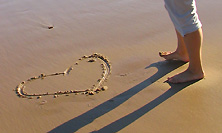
[14,53,111,99]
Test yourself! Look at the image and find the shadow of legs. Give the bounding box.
[94,80,200,133]
[49,61,186,133]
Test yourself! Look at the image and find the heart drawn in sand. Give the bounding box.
[15,53,111,99]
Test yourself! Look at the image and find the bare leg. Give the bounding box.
[168,28,205,83]
[159,30,189,62]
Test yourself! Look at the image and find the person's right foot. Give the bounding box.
[167,69,205,84]
[159,51,189,62]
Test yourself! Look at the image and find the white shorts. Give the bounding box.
[164,0,202,36]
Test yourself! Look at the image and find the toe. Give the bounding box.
[159,51,172,57]
[167,76,180,84]
[159,51,164,57]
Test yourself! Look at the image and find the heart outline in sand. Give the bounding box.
[15,53,111,99]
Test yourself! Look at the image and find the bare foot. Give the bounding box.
[159,51,189,62]
[167,69,204,84]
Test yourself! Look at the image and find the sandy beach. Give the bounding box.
[1,0,222,132]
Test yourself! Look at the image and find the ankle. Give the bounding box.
[175,49,188,57]
[187,67,204,76]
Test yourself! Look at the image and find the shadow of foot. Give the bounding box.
[93,79,200,133]
[49,61,187,133]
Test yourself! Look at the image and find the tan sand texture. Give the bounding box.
[0,0,222,132]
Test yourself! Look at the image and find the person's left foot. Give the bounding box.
[159,51,189,62]
[167,69,204,83]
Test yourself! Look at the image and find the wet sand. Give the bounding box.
[1,0,222,132]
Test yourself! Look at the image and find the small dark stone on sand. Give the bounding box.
[48,26,53,29]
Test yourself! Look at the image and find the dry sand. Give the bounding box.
[1,0,222,132]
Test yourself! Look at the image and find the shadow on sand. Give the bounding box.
[49,60,199,133]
